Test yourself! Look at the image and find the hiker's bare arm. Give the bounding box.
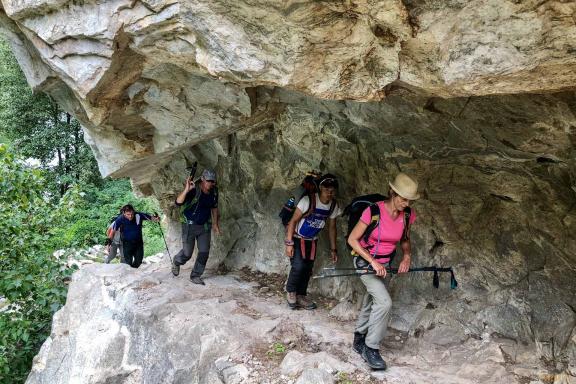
[398,239,411,274]
[348,221,386,277]
[328,218,337,263]
[285,208,304,257]
[176,177,194,204]
[212,208,221,234]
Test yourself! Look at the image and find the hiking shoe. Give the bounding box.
[296,295,317,310]
[190,276,205,285]
[353,332,366,355]
[286,292,298,309]
[171,262,180,277]
[362,346,387,370]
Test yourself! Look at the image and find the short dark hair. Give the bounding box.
[121,204,135,213]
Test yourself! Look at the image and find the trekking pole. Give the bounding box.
[187,161,198,180]
[314,266,458,289]
[312,271,376,279]
[154,212,172,264]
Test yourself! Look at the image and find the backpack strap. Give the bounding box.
[328,199,336,218]
[401,207,412,241]
[362,203,381,250]
[301,193,316,218]
[193,185,202,205]
[179,182,202,222]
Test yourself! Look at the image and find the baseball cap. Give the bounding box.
[201,169,217,182]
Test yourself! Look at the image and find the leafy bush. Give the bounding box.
[0,145,74,382]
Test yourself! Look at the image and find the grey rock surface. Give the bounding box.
[295,368,334,384]
[1,0,576,177]
[26,263,562,383]
[280,350,354,376]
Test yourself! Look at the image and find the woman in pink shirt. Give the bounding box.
[347,173,420,371]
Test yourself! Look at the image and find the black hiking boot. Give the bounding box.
[171,262,180,277]
[353,332,366,355]
[286,292,298,309]
[296,295,317,310]
[362,346,387,370]
[190,276,205,285]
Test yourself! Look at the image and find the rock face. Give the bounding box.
[26,264,558,384]
[1,0,576,379]
[1,0,576,178]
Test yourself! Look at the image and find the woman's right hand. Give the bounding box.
[285,245,294,258]
[370,259,387,277]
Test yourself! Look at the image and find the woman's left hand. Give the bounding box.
[398,255,411,273]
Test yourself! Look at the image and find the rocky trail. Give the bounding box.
[27,261,570,384]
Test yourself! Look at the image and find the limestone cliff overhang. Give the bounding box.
[1,0,576,177]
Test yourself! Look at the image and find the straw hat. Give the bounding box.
[389,173,420,200]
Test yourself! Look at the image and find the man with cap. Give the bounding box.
[172,169,220,285]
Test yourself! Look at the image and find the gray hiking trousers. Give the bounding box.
[104,233,123,263]
[355,272,393,350]
[174,223,211,277]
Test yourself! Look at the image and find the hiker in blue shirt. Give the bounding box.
[171,169,221,285]
[106,204,159,268]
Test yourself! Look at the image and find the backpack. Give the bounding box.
[106,215,119,238]
[343,194,411,252]
[279,171,335,226]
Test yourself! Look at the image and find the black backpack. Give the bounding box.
[279,172,335,226]
[343,194,411,251]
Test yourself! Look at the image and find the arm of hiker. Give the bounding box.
[139,212,159,223]
[398,239,411,274]
[211,207,221,235]
[328,218,337,263]
[175,177,194,205]
[285,207,304,258]
[106,219,120,250]
[144,212,160,222]
[347,221,386,277]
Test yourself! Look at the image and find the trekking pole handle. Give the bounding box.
[189,161,198,179]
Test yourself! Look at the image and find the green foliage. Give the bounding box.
[0,36,100,196]
[266,342,287,357]
[336,372,354,384]
[0,144,74,383]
